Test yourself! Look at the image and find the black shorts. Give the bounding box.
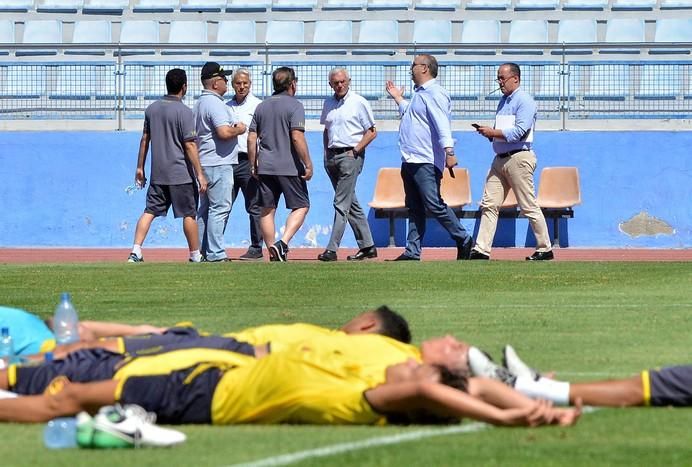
[12,349,124,395]
[123,327,256,357]
[145,183,198,218]
[645,366,692,407]
[119,365,223,424]
[257,175,309,210]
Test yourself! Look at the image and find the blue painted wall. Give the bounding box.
[1,131,691,248]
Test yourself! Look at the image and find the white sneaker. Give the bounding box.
[467,346,516,387]
[0,388,18,399]
[502,345,540,381]
[92,404,186,448]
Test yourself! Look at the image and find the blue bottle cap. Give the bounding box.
[1,327,8,337]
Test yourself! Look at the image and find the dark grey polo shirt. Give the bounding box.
[249,91,306,177]
[143,95,197,185]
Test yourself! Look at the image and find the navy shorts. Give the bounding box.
[12,349,124,395]
[123,327,255,357]
[145,183,198,218]
[257,175,309,210]
[119,365,223,424]
[646,366,692,407]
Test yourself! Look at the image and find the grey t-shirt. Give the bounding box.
[249,91,306,176]
[143,96,197,185]
[193,90,237,167]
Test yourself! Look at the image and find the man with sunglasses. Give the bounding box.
[385,54,473,262]
[193,62,247,262]
[471,63,553,261]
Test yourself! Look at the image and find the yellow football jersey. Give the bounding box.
[225,323,344,353]
[113,347,255,380]
[211,333,421,425]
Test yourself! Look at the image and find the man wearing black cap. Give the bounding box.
[193,62,247,262]
[247,67,313,262]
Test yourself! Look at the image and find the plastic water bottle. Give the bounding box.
[0,327,14,368]
[43,417,78,449]
[53,293,80,345]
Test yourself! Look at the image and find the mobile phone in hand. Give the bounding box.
[471,123,480,129]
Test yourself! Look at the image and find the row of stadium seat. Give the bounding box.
[1,0,691,11]
[2,19,691,56]
[0,63,689,102]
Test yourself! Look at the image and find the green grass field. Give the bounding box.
[2,261,692,466]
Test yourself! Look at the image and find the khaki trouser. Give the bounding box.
[474,150,552,255]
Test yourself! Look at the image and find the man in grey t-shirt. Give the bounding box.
[193,62,246,262]
[128,68,208,263]
[247,67,313,262]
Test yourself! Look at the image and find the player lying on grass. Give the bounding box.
[30,305,412,360]
[0,334,582,429]
[2,329,451,397]
[471,344,692,408]
[0,306,165,357]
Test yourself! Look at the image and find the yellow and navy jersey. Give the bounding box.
[113,347,255,380]
[211,333,421,425]
[224,323,345,353]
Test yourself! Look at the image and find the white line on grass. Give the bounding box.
[227,423,487,467]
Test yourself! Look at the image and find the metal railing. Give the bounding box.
[1,42,691,128]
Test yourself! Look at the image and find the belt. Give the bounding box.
[238,152,248,160]
[328,147,354,155]
[496,149,527,159]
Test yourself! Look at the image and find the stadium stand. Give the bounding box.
[118,20,159,55]
[457,19,500,55]
[38,0,83,12]
[18,20,61,56]
[0,19,13,55]
[0,0,33,11]
[367,0,412,9]
[264,20,304,54]
[611,0,656,10]
[82,0,129,12]
[272,0,317,10]
[414,0,461,10]
[584,64,629,101]
[410,20,452,55]
[309,20,352,54]
[67,20,111,55]
[354,20,398,55]
[133,0,179,11]
[181,0,225,10]
[211,20,256,56]
[552,19,597,55]
[163,20,207,55]
[504,20,548,55]
[562,0,606,8]
[602,18,645,54]
[634,64,680,100]
[465,0,510,9]
[515,0,558,10]
[651,19,692,54]
[224,0,269,9]
[322,0,365,8]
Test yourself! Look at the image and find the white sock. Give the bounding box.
[132,244,143,258]
[514,376,571,406]
[189,250,202,262]
[0,388,18,399]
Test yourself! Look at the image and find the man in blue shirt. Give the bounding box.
[471,63,553,261]
[385,54,473,261]
[194,62,247,262]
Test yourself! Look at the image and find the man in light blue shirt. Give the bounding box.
[194,62,247,262]
[385,54,473,261]
[472,63,553,261]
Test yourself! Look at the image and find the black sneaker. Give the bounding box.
[269,241,288,262]
[239,249,263,261]
[456,238,474,260]
[127,253,143,263]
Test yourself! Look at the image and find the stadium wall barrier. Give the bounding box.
[1,130,690,249]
